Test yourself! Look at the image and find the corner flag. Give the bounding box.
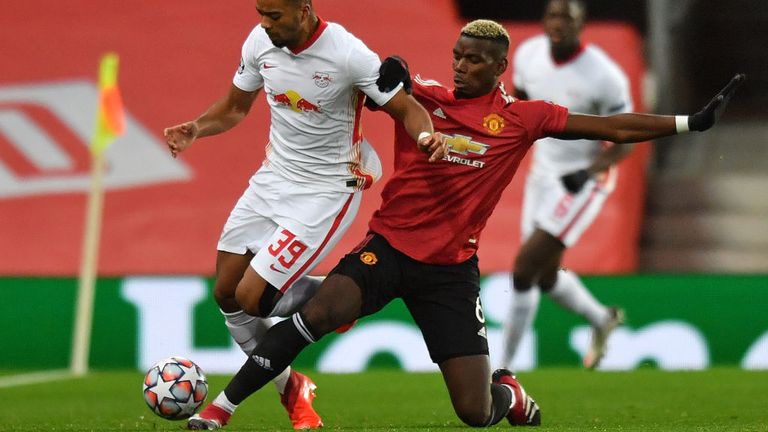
[91,53,125,154]
[71,52,126,376]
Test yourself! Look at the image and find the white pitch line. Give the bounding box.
[0,370,74,389]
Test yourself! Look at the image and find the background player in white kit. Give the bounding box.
[163,0,445,429]
[500,0,633,370]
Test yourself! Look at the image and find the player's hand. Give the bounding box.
[365,56,413,111]
[688,73,746,131]
[561,169,591,194]
[377,55,412,94]
[163,121,199,158]
[417,132,447,163]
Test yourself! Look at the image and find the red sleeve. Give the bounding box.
[517,100,569,141]
[411,78,431,99]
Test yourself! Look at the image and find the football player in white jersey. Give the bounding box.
[500,0,633,370]
[164,0,446,429]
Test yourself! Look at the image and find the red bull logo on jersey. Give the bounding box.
[270,90,322,113]
[312,71,333,88]
[443,134,488,168]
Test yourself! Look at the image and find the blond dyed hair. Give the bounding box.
[460,19,510,46]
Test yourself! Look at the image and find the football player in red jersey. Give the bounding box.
[193,19,743,429]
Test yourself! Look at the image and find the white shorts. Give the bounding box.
[218,166,361,291]
[521,168,617,247]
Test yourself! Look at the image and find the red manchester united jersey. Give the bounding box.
[369,76,569,264]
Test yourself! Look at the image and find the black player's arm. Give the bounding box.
[194,85,260,138]
[380,89,433,140]
[553,113,675,144]
[556,72,735,184]
[586,143,636,174]
[514,87,529,100]
[557,73,744,194]
[380,90,447,162]
[555,114,655,194]
[553,73,745,144]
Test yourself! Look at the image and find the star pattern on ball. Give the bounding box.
[178,397,201,418]
[177,362,199,383]
[148,372,176,403]
[142,357,208,420]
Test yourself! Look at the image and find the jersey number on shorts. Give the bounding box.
[554,194,574,219]
[268,229,308,270]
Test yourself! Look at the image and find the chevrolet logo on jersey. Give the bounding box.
[446,135,489,156]
[443,134,488,168]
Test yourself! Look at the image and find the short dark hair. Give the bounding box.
[546,0,587,18]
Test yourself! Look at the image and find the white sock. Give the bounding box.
[222,309,272,354]
[546,269,609,327]
[213,391,238,414]
[500,285,540,369]
[272,366,292,394]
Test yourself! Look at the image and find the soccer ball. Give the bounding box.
[142,357,208,420]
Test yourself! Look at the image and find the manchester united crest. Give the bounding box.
[360,251,378,265]
[482,113,505,135]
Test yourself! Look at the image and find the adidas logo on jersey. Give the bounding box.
[432,107,446,119]
[477,327,487,339]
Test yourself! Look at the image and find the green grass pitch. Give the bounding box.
[0,368,766,431]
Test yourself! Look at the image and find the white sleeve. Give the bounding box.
[346,39,401,107]
[512,45,527,91]
[599,62,633,115]
[232,27,264,92]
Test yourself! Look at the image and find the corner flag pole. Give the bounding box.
[71,53,125,376]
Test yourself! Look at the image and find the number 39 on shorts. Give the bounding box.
[267,228,308,269]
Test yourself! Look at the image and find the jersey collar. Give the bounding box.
[450,84,501,106]
[551,41,586,66]
[288,17,328,55]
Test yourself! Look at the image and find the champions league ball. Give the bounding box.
[142,357,208,420]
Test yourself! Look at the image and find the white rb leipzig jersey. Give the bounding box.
[234,19,400,192]
[513,35,633,176]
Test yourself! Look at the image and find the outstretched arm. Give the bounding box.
[553,74,745,143]
[557,74,744,193]
[164,84,260,158]
[555,112,673,143]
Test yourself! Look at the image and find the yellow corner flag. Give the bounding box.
[72,52,126,376]
[91,52,125,155]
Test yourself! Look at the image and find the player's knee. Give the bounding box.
[512,271,535,292]
[537,269,558,292]
[213,283,237,309]
[512,258,537,291]
[235,286,264,317]
[300,274,362,336]
[301,303,341,337]
[453,399,489,427]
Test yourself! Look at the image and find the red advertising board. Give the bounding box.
[0,0,648,276]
